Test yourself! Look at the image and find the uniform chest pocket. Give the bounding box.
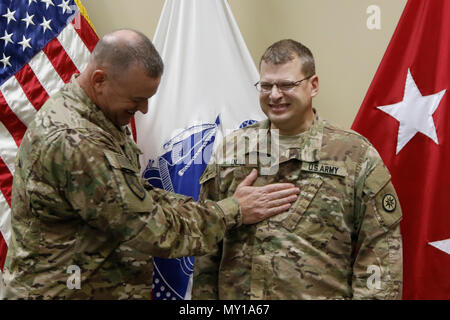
[274,174,343,250]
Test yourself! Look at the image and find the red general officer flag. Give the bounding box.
[352,0,450,299]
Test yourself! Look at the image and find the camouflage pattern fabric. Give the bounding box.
[1,75,241,299]
[192,113,403,300]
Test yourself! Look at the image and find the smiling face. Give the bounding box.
[93,63,161,127]
[259,56,319,135]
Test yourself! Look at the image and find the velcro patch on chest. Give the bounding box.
[301,162,348,177]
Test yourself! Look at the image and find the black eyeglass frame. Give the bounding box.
[254,74,315,93]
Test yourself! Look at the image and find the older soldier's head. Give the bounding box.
[78,29,163,127]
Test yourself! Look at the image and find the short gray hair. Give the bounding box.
[92,29,164,78]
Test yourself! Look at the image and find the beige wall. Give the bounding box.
[82,0,407,129]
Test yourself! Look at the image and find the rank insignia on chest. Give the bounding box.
[219,159,258,167]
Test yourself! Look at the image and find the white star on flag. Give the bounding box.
[2,8,17,25]
[40,17,52,33]
[0,31,14,48]
[58,0,72,14]
[377,69,446,154]
[18,36,32,52]
[21,12,35,29]
[41,0,55,10]
[429,239,450,255]
[0,54,12,69]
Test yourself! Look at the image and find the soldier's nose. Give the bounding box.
[269,85,283,101]
[137,100,149,114]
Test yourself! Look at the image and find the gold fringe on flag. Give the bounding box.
[74,0,97,34]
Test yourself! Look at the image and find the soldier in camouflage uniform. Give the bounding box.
[1,30,300,299]
[192,39,403,299]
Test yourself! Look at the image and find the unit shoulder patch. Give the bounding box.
[123,171,146,201]
[382,193,396,213]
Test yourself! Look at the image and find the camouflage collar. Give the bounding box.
[66,74,130,145]
[245,111,323,163]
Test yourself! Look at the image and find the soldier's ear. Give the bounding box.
[310,75,319,98]
[91,69,107,92]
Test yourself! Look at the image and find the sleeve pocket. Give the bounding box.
[104,151,152,212]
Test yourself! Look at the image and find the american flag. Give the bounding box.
[0,0,98,272]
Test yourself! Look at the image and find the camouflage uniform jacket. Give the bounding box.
[1,76,241,299]
[192,114,403,299]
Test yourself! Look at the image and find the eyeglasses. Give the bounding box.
[254,75,314,94]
